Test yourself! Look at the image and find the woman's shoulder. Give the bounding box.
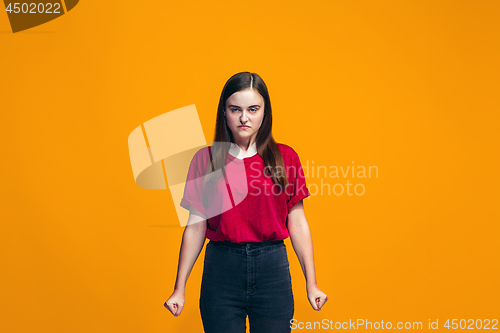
[276,142,300,159]
[194,145,211,156]
[189,145,212,166]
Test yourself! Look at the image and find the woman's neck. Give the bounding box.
[229,141,257,158]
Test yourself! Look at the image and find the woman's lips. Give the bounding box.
[238,126,250,129]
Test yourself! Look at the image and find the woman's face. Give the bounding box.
[224,89,265,145]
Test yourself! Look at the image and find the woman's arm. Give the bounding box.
[288,200,329,311]
[164,207,207,317]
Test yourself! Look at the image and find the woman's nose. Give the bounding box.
[240,111,248,122]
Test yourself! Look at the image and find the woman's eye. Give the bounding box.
[250,108,256,112]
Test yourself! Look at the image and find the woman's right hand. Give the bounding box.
[164,290,185,317]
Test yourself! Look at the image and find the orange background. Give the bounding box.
[1,1,499,332]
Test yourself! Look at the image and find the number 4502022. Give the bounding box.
[5,3,62,14]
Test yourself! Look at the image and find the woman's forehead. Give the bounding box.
[226,89,263,106]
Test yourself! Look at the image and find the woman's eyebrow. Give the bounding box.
[227,105,261,108]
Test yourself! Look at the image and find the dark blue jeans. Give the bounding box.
[199,239,294,333]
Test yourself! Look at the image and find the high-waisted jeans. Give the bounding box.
[199,239,294,333]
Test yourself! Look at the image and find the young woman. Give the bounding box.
[164,72,328,332]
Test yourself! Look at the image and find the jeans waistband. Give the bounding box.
[208,239,284,251]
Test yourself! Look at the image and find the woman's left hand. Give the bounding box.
[307,285,329,311]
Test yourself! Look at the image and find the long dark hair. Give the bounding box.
[204,72,288,188]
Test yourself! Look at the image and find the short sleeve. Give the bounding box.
[180,153,208,218]
[286,150,311,212]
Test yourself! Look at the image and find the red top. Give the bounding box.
[180,143,310,244]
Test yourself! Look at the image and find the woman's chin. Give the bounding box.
[233,132,253,139]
